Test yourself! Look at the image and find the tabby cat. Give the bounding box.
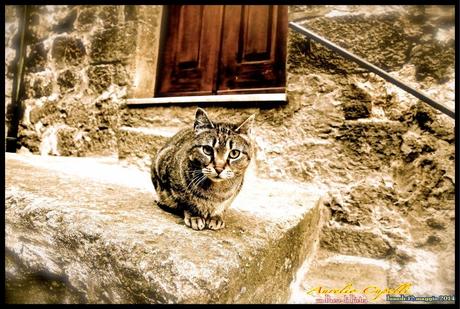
[151,108,255,231]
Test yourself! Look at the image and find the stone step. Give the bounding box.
[116,125,179,172]
[115,115,406,174]
[5,153,326,304]
[289,249,391,304]
[320,225,393,259]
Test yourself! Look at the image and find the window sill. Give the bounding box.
[126,93,287,106]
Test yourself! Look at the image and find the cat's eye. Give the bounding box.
[202,146,213,155]
[229,149,241,159]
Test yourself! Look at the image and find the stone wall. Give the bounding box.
[5,5,162,156]
[286,5,455,297]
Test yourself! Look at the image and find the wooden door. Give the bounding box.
[156,5,287,97]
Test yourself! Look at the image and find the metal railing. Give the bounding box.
[289,21,455,120]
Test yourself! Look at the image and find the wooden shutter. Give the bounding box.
[218,5,287,94]
[156,5,223,97]
[156,5,287,97]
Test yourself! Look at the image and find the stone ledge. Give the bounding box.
[5,153,325,304]
[116,126,177,171]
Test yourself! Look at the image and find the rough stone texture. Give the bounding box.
[89,24,137,64]
[340,83,372,119]
[116,126,176,170]
[31,74,54,98]
[284,5,455,302]
[127,6,163,98]
[5,153,324,304]
[336,120,407,168]
[87,64,128,94]
[25,42,48,73]
[57,69,79,93]
[320,226,392,258]
[303,15,411,72]
[290,5,455,84]
[51,36,86,66]
[6,5,162,157]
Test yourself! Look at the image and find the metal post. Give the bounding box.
[6,5,29,152]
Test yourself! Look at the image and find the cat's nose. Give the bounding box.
[215,167,224,174]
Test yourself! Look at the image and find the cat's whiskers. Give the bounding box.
[194,174,207,189]
[186,172,204,191]
[188,174,207,192]
[185,168,201,175]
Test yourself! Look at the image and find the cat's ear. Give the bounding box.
[235,114,255,135]
[194,108,214,133]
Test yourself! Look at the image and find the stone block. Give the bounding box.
[406,103,455,143]
[86,64,128,94]
[335,120,407,168]
[28,100,60,126]
[87,65,113,94]
[26,42,48,73]
[17,130,41,153]
[55,125,118,157]
[98,6,121,27]
[5,153,324,304]
[26,8,49,44]
[57,69,79,92]
[342,101,371,120]
[76,7,98,27]
[32,76,53,98]
[320,225,392,259]
[94,99,120,131]
[341,84,372,120]
[112,64,128,86]
[52,8,77,34]
[52,36,86,66]
[89,25,136,64]
[55,126,79,156]
[410,42,454,83]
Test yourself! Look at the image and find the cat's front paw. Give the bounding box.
[206,216,226,230]
[184,211,206,230]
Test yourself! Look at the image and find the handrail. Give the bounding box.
[289,21,455,120]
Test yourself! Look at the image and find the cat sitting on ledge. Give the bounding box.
[151,108,255,231]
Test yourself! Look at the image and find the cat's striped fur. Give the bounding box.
[151,108,255,230]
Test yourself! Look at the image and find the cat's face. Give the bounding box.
[188,108,254,182]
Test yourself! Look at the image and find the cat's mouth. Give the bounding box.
[208,175,226,182]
